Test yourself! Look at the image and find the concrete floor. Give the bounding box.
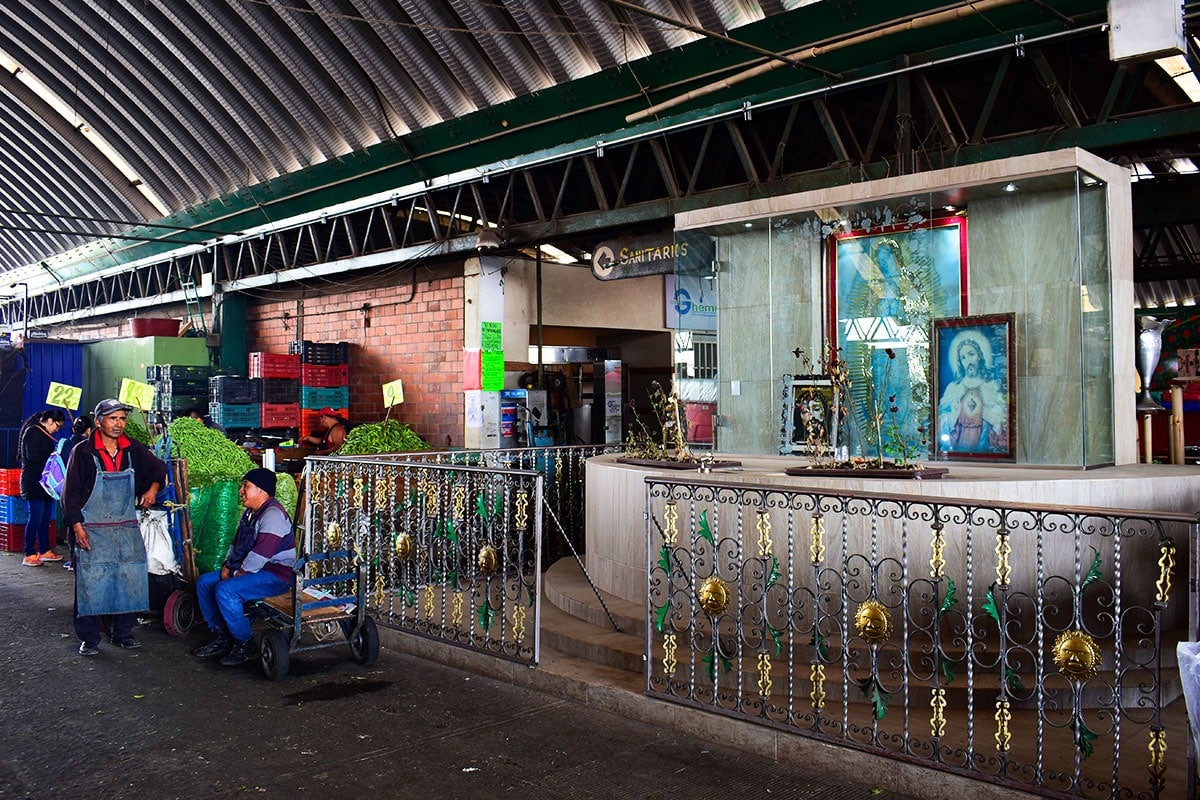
[0,550,929,800]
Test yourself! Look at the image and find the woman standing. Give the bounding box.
[19,409,66,567]
[59,415,92,571]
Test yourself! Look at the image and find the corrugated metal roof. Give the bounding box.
[0,0,793,275]
[0,0,1197,307]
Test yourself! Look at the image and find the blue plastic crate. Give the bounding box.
[208,402,261,429]
[300,385,350,409]
[0,495,30,525]
[210,376,260,404]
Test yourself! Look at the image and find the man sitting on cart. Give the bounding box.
[192,468,296,667]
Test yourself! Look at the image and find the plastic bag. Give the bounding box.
[38,439,67,500]
[139,508,179,576]
[1178,641,1200,758]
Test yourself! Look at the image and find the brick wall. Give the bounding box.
[245,266,466,449]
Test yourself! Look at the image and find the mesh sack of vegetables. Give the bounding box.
[192,478,244,574]
[275,471,298,520]
[188,484,213,542]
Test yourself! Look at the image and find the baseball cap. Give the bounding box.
[317,407,338,417]
[93,398,133,419]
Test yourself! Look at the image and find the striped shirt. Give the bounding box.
[224,498,295,582]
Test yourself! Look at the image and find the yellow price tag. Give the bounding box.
[382,378,405,407]
[46,382,82,411]
[118,378,156,411]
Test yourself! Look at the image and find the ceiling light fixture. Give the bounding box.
[1002,182,1018,192]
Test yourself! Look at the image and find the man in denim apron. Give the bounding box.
[61,399,168,656]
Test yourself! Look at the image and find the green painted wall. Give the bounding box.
[84,337,211,413]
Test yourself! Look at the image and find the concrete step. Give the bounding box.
[538,597,645,673]
[543,557,645,636]
[540,557,646,673]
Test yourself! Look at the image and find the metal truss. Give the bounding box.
[4,25,1194,329]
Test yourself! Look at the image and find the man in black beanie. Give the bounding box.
[192,467,295,666]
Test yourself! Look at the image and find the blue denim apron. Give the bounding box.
[75,459,149,616]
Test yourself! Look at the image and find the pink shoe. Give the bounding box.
[39,550,63,562]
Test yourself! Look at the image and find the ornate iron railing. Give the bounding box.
[306,456,544,665]
[397,444,618,562]
[644,477,1198,799]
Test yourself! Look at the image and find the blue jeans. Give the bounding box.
[25,497,53,556]
[196,569,289,643]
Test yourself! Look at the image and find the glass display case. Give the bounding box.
[673,149,1129,467]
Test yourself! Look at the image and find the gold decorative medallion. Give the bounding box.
[1157,541,1176,605]
[995,700,1012,752]
[995,529,1011,586]
[663,502,678,545]
[929,523,945,579]
[809,516,825,564]
[1053,630,1101,681]
[755,510,772,557]
[477,544,499,576]
[1148,727,1167,789]
[854,599,893,643]
[515,490,529,530]
[663,633,678,676]
[757,652,773,697]
[930,688,946,738]
[394,532,413,560]
[512,602,526,641]
[810,663,826,710]
[698,576,731,616]
[326,521,343,549]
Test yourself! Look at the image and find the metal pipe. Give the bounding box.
[628,0,1029,123]
[536,245,544,389]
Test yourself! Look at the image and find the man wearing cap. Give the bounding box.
[301,408,348,455]
[192,467,296,666]
[61,398,168,656]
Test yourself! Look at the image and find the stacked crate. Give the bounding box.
[249,352,302,432]
[293,341,350,439]
[149,364,217,424]
[0,469,53,552]
[209,375,261,431]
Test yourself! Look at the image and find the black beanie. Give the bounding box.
[242,467,277,497]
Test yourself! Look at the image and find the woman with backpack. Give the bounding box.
[58,415,92,571]
[19,409,67,566]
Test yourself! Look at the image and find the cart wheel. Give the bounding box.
[162,590,195,637]
[349,616,380,665]
[260,629,290,681]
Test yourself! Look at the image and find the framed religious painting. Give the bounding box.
[827,216,968,460]
[930,313,1016,462]
[778,374,838,456]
